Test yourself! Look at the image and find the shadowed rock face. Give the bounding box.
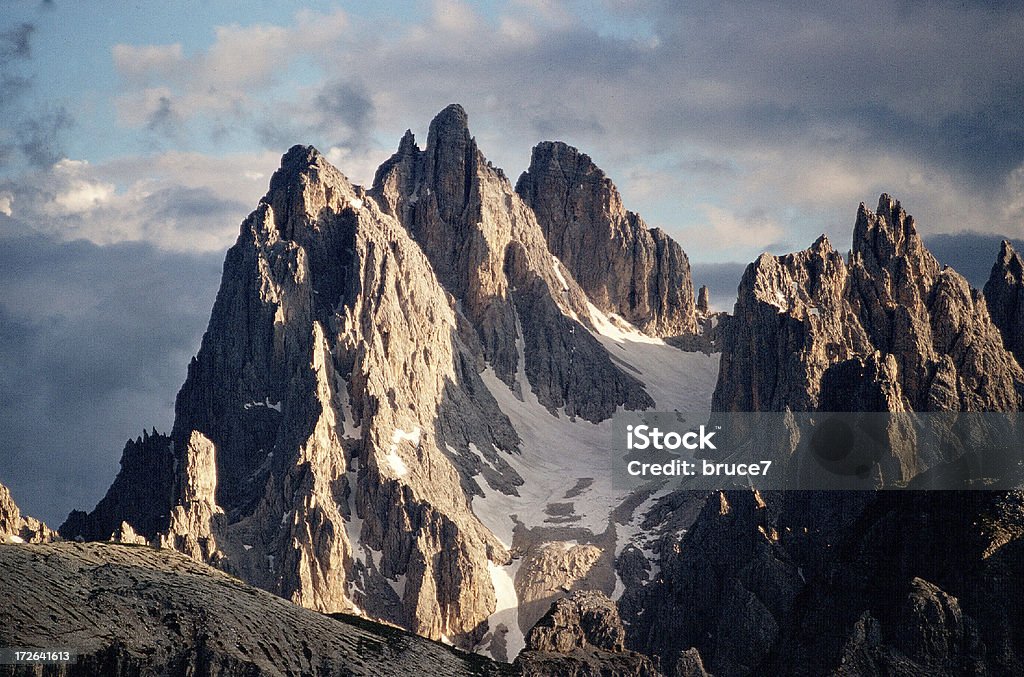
[0,541,517,677]
[627,488,1024,677]
[516,141,699,338]
[60,430,174,542]
[985,239,1024,368]
[627,195,1024,676]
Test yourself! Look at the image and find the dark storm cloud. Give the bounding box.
[315,80,375,140]
[0,22,34,60]
[147,185,249,221]
[597,0,1024,192]
[145,95,181,136]
[0,232,222,526]
[691,262,748,312]
[925,232,1024,289]
[16,107,74,167]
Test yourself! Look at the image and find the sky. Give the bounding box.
[1,0,1022,525]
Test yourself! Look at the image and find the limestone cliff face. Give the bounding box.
[714,195,1023,415]
[516,141,699,337]
[0,482,54,544]
[372,105,652,423]
[985,239,1024,368]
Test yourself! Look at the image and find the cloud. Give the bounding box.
[0,234,223,526]
[0,22,34,60]
[0,20,73,169]
[36,2,1024,261]
[0,149,279,252]
[112,10,351,138]
[682,204,787,257]
[691,261,748,312]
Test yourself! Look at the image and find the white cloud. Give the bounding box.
[2,150,280,252]
[98,3,1024,262]
[112,9,350,127]
[685,204,785,254]
[0,192,12,217]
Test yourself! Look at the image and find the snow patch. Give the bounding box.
[334,373,362,439]
[587,302,664,345]
[6,534,25,544]
[551,257,581,321]
[385,427,420,478]
[243,396,281,412]
[349,198,364,209]
[485,558,524,660]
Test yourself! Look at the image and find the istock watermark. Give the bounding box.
[611,411,1024,491]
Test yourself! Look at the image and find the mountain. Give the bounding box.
[621,197,1024,675]
[57,105,719,664]
[41,104,1024,675]
[713,195,1023,416]
[515,141,699,337]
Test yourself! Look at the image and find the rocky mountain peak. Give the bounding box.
[520,141,627,220]
[985,239,1024,367]
[262,143,363,242]
[372,106,653,421]
[717,193,1022,416]
[516,140,699,337]
[852,193,940,284]
[398,128,418,155]
[428,103,471,142]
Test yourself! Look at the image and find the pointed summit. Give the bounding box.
[398,129,418,155]
[261,144,361,241]
[427,104,470,144]
[984,239,1024,367]
[517,140,699,336]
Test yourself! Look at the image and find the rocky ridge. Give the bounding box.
[0,482,54,544]
[714,195,1023,417]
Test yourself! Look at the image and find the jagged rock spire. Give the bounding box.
[985,239,1024,367]
[715,194,1022,415]
[517,140,699,337]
